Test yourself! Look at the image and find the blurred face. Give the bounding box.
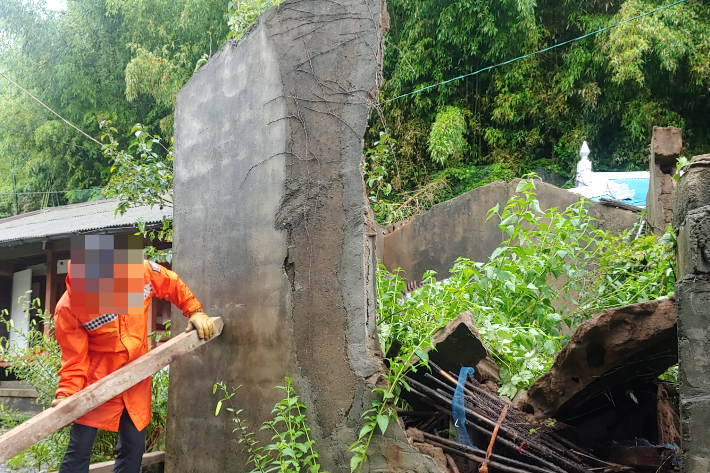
[70,235,144,315]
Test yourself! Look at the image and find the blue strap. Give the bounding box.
[452,366,476,448]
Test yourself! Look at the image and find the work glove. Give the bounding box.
[51,395,67,408]
[185,309,216,340]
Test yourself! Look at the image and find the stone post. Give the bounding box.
[673,154,710,471]
[648,126,682,235]
[164,1,442,472]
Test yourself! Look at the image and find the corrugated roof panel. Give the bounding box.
[0,199,171,245]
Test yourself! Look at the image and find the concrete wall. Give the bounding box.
[166,1,440,472]
[382,179,640,282]
[673,154,710,471]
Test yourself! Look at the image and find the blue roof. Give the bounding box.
[590,177,649,207]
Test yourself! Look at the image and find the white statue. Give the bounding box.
[571,141,635,200]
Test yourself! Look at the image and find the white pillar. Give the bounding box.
[9,268,32,349]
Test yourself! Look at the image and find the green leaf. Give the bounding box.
[376,414,390,435]
[414,349,429,363]
[500,215,519,227]
[215,400,222,416]
[350,454,364,472]
[359,423,375,438]
[530,199,542,214]
[490,247,506,260]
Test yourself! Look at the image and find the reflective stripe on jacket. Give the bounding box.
[54,260,202,432]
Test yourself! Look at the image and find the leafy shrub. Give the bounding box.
[213,378,326,473]
[227,0,283,41]
[354,176,675,468]
[427,106,468,165]
[376,176,675,397]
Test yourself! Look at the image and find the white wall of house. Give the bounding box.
[9,268,32,349]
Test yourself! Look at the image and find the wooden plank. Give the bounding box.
[0,242,45,260]
[0,318,223,463]
[49,451,165,473]
[599,197,643,213]
[43,247,57,336]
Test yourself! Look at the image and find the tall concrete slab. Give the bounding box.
[673,154,710,471]
[166,1,441,472]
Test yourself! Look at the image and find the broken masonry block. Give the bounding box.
[524,298,677,422]
[657,383,681,447]
[414,311,499,392]
[167,0,446,471]
[652,126,683,169]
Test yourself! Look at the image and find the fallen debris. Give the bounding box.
[524,298,677,422]
[599,197,643,213]
[396,303,681,472]
[399,362,618,473]
[415,311,500,391]
[656,383,680,447]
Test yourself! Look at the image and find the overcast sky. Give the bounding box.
[45,0,66,11]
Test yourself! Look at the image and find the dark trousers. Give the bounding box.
[59,409,146,473]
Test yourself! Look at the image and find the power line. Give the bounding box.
[382,0,689,104]
[0,70,102,146]
[0,188,104,196]
[0,123,92,150]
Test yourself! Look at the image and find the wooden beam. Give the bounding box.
[0,260,13,276]
[0,318,223,463]
[43,247,57,335]
[49,451,166,473]
[599,197,643,213]
[0,243,45,261]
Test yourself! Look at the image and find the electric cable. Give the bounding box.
[0,188,104,196]
[382,0,689,104]
[0,70,102,146]
[0,123,92,150]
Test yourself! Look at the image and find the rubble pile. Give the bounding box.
[397,302,680,472]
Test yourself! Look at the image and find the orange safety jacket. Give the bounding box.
[54,260,202,432]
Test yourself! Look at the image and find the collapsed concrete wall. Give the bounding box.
[165,1,440,472]
[523,298,678,446]
[381,179,639,282]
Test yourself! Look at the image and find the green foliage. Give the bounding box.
[1,296,61,406]
[352,176,676,469]
[227,0,283,40]
[427,106,468,165]
[348,276,441,472]
[370,0,710,221]
[102,121,174,263]
[0,0,231,217]
[213,378,326,473]
[659,364,679,383]
[377,177,675,396]
[102,122,173,214]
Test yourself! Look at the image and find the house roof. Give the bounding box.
[570,171,650,208]
[593,175,650,207]
[0,199,171,246]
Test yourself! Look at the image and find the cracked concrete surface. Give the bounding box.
[166,1,441,472]
[674,156,710,471]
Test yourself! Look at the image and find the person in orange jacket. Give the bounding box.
[51,258,214,473]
